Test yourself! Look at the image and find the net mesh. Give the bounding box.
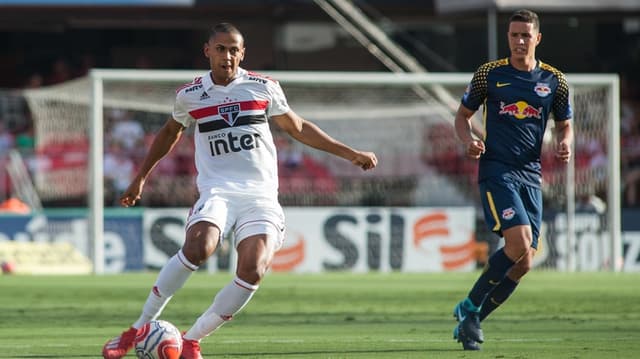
[12,72,608,253]
[4,70,617,271]
[19,76,463,208]
[17,73,613,214]
[541,85,609,211]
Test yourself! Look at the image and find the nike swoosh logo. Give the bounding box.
[489,280,500,285]
[496,82,511,87]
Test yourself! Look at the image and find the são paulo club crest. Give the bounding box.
[219,103,241,126]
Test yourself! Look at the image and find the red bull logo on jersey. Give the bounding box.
[499,101,543,120]
[501,207,516,220]
[534,82,551,97]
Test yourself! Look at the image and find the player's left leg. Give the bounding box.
[182,216,284,358]
[181,233,273,359]
[479,184,542,321]
[458,224,531,346]
[479,247,535,321]
[453,323,481,350]
[454,177,540,349]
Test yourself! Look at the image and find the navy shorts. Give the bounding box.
[479,175,542,249]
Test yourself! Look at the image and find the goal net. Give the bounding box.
[18,70,620,273]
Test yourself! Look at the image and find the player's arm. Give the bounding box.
[454,103,485,159]
[551,71,574,164]
[272,110,377,171]
[554,119,573,163]
[120,118,185,207]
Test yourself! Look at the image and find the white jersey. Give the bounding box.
[172,68,290,198]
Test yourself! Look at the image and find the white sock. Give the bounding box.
[133,250,198,329]
[184,277,259,341]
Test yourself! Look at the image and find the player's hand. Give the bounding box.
[119,176,146,207]
[465,140,485,159]
[351,151,378,171]
[555,140,571,163]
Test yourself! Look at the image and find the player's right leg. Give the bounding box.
[103,197,223,359]
[102,327,139,359]
[102,248,202,359]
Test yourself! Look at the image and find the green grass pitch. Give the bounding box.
[1,271,639,358]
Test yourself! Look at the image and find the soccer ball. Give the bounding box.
[1,261,15,274]
[135,320,183,359]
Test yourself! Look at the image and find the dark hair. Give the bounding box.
[208,22,244,43]
[509,9,540,31]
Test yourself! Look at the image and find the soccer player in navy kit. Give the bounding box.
[452,9,573,350]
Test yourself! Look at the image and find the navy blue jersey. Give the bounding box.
[461,58,573,187]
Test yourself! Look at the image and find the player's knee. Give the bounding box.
[183,222,220,265]
[182,235,217,265]
[236,261,268,285]
[235,232,278,284]
[182,243,214,266]
[236,248,273,284]
[504,243,530,262]
[503,226,533,261]
[509,255,532,279]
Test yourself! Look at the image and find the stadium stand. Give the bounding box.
[0,1,639,209]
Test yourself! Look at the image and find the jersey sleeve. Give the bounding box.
[172,92,195,127]
[552,72,573,121]
[267,80,291,117]
[461,64,489,111]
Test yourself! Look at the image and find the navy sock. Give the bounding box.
[479,276,519,321]
[467,248,515,308]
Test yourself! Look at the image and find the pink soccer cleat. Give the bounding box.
[102,327,139,359]
[180,336,203,359]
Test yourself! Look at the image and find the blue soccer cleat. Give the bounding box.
[453,323,480,351]
[460,311,484,343]
[453,300,468,322]
[452,299,484,348]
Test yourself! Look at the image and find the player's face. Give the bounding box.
[204,31,245,85]
[508,21,541,61]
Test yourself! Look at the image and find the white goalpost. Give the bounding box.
[26,69,620,274]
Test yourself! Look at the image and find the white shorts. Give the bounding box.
[186,192,286,250]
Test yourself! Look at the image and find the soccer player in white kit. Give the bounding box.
[102,23,378,359]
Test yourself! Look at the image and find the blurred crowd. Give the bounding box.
[101,108,339,207]
[1,56,640,208]
[621,78,640,207]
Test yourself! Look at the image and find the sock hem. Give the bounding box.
[178,250,199,271]
[233,277,259,291]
